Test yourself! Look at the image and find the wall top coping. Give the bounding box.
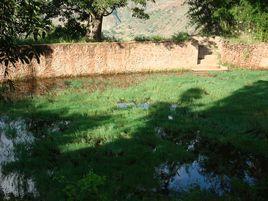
[18,40,195,47]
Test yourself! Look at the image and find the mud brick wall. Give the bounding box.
[221,42,268,69]
[0,41,198,81]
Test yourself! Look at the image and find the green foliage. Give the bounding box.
[186,0,268,42]
[231,0,268,42]
[134,35,166,42]
[46,0,155,41]
[172,32,191,43]
[134,32,191,43]
[63,171,106,201]
[186,0,235,35]
[0,0,50,78]
[47,19,87,42]
[0,0,50,42]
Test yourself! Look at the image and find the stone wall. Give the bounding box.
[0,41,198,81]
[221,42,268,69]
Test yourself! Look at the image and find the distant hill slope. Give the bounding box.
[103,0,195,40]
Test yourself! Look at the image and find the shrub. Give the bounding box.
[134,34,191,43]
[186,0,268,42]
[134,35,166,42]
[63,171,106,201]
[231,0,268,42]
[172,32,191,43]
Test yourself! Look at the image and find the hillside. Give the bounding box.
[103,0,195,40]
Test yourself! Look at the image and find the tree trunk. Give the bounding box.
[86,15,103,42]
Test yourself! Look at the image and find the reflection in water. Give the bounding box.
[117,102,135,109]
[169,155,231,194]
[0,118,37,199]
[169,104,178,111]
[156,155,256,195]
[138,103,150,110]
[155,132,263,196]
[117,102,150,110]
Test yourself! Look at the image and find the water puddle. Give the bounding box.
[155,130,266,196]
[138,103,150,110]
[156,155,256,196]
[0,117,70,199]
[169,104,178,111]
[117,102,150,110]
[117,102,179,111]
[117,102,136,109]
[0,117,37,199]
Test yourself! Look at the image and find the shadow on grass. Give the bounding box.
[1,80,268,201]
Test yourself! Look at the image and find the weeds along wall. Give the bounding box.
[221,42,268,69]
[0,41,198,81]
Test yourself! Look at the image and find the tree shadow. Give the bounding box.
[1,80,268,200]
[0,44,53,77]
[0,44,53,101]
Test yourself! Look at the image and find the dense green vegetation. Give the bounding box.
[45,0,154,41]
[186,0,268,42]
[134,32,191,42]
[0,0,49,74]
[0,0,154,43]
[1,0,267,45]
[1,70,268,201]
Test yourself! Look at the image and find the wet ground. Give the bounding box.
[0,117,69,199]
[156,132,268,196]
[155,129,266,196]
[0,118,37,199]
[1,115,267,199]
[0,71,267,200]
[1,71,187,101]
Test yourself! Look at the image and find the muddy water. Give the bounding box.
[0,118,37,199]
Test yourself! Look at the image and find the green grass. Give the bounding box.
[1,70,268,201]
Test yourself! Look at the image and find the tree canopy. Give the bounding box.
[0,0,49,42]
[46,0,155,41]
[0,0,49,78]
[186,0,268,41]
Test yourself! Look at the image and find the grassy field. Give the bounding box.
[1,70,268,201]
